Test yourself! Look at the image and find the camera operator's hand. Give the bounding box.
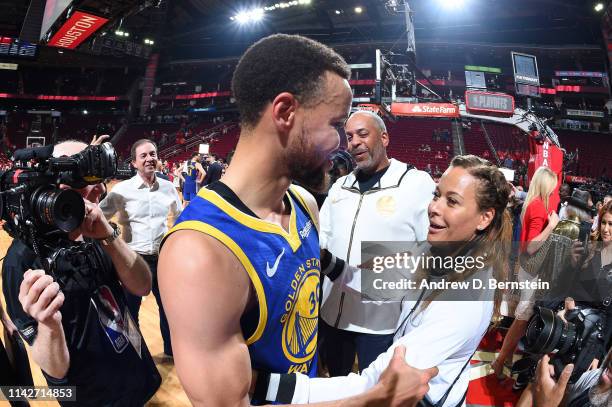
[373,345,438,407]
[79,198,114,240]
[18,269,64,328]
[18,269,70,379]
[533,354,574,407]
[557,297,576,324]
[90,134,110,146]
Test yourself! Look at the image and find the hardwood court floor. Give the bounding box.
[0,183,190,406]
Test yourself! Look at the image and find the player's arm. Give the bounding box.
[159,230,253,406]
[159,230,429,407]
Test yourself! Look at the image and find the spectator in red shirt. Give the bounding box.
[519,166,559,251]
[491,166,559,382]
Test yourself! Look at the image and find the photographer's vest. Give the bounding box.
[164,182,321,379]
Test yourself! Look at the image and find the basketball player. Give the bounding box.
[181,151,205,205]
[158,34,436,406]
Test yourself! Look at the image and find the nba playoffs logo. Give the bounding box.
[95,285,129,353]
[281,267,320,364]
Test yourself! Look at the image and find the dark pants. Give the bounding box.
[125,254,173,356]
[319,319,393,375]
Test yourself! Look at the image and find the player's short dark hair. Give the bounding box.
[191,151,200,158]
[231,34,351,129]
[130,139,157,161]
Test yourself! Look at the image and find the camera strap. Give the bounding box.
[395,287,427,338]
[418,350,474,407]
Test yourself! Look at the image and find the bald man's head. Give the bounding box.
[345,111,389,173]
[53,140,88,158]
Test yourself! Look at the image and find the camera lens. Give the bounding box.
[525,307,563,354]
[31,186,85,232]
[557,323,577,354]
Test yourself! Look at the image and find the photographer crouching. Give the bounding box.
[1,139,161,405]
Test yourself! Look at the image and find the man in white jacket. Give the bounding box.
[319,110,436,374]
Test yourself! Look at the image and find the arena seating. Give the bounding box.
[385,118,454,171]
[556,129,610,178]
[462,121,529,166]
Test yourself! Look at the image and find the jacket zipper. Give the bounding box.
[334,192,365,328]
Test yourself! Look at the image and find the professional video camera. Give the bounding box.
[0,142,118,292]
[513,304,607,384]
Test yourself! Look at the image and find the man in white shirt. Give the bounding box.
[320,110,436,374]
[100,138,182,357]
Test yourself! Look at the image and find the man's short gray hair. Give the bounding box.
[350,110,387,133]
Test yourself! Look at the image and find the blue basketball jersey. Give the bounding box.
[165,185,321,378]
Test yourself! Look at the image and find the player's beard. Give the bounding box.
[288,127,331,194]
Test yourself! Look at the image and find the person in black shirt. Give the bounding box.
[1,140,161,406]
[202,153,223,186]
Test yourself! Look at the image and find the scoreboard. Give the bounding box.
[0,37,38,59]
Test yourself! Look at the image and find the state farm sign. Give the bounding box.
[391,102,459,118]
[48,11,108,49]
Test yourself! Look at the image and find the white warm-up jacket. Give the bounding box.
[320,158,436,334]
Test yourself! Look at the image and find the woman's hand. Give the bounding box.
[548,211,560,230]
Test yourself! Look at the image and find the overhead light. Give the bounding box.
[115,30,124,36]
[251,8,264,21]
[335,9,341,14]
[233,8,265,24]
[82,110,88,115]
[355,6,363,13]
[437,0,466,9]
[235,11,250,23]
[595,3,604,12]
[124,32,130,37]
[263,0,310,11]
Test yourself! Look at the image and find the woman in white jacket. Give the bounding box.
[256,155,512,406]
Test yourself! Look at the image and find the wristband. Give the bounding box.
[97,222,121,246]
[321,250,345,281]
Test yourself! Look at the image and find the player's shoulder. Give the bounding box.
[289,184,318,212]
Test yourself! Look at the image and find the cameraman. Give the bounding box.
[99,138,182,357]
[1,140,161,405]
